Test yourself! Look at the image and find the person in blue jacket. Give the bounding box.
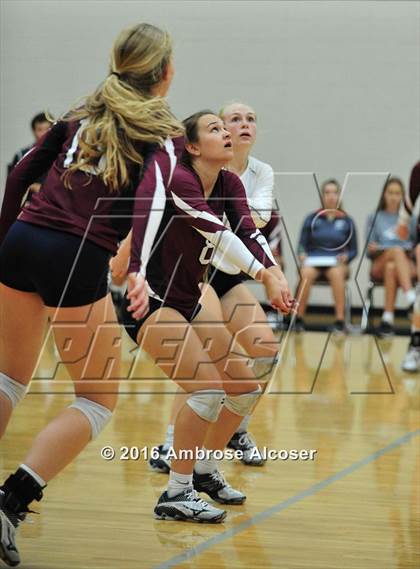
[294,179,358,334]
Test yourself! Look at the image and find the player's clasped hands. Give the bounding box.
[126,272,149,319]
[259,266,296,314]
[109,249,129,286]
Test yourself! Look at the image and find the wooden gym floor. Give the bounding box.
[1,331,419,569]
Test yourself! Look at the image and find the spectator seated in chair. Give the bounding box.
[366,177,417,337]
[292,179,358,335]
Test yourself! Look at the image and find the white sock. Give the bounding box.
[167,470,193,498]
[382,311,394,324]
[235,415,250,434]
[405,289,416,305]
[194,450,217,475]
[162,424,174,451]
[20,464,47,489]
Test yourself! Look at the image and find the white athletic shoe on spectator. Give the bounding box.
[401,345,420,372]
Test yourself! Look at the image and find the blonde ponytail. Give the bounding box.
[64,23,183,191]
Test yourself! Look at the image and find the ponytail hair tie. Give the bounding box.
[110,71,121,79]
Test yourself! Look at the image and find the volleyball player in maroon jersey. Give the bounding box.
[0,23,182,567]
[149,102,282,472]
[122,110,294,522]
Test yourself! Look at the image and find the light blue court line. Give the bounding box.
[154,429,420,569]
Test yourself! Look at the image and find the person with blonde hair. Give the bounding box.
[0,22,182,567]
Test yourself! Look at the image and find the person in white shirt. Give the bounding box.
[150,102,284,472]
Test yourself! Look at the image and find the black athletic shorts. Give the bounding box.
[0,221,110,307]
[121,294,202,343]
[207,266,248,298]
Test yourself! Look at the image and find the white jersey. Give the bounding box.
[211,156,275,274]
[240,156,274,228]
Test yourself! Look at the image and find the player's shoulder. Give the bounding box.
[221,168,242,184]
[248,155,274,177]
[172,135,186,159]
[146,137,180,172]
[154,136,185,162]
[220,169,245,195]
[171,162,198,186]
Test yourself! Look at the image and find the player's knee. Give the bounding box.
[69,396,113,440]
[224,385,262,417]
[186,389,225,422]
[0,372,27,409]
[252,352,279,379]
[93,392,119,412]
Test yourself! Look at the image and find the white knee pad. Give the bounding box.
[252,353,279,378]
[224,386,262,417]
[186,390,225,423]
[69,397,113,440]
[0,372,27,408]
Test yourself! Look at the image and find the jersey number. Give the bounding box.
[199,240,215,265]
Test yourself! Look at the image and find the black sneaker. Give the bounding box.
[193,469,246,504]
[331,320,346,335]
[154,488,226,523]
[0,490,22,567]
[377,320,395,338]
[283,316,305,332]
[294,316,305,333]
[227,431,266,466]
[148,445,171,474]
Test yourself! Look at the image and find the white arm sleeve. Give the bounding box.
[196,228,264,279]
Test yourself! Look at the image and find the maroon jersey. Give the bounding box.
[402,162,420,221]
[260,211,282,257]
[129,141,276,315]
[0,120,154,251]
